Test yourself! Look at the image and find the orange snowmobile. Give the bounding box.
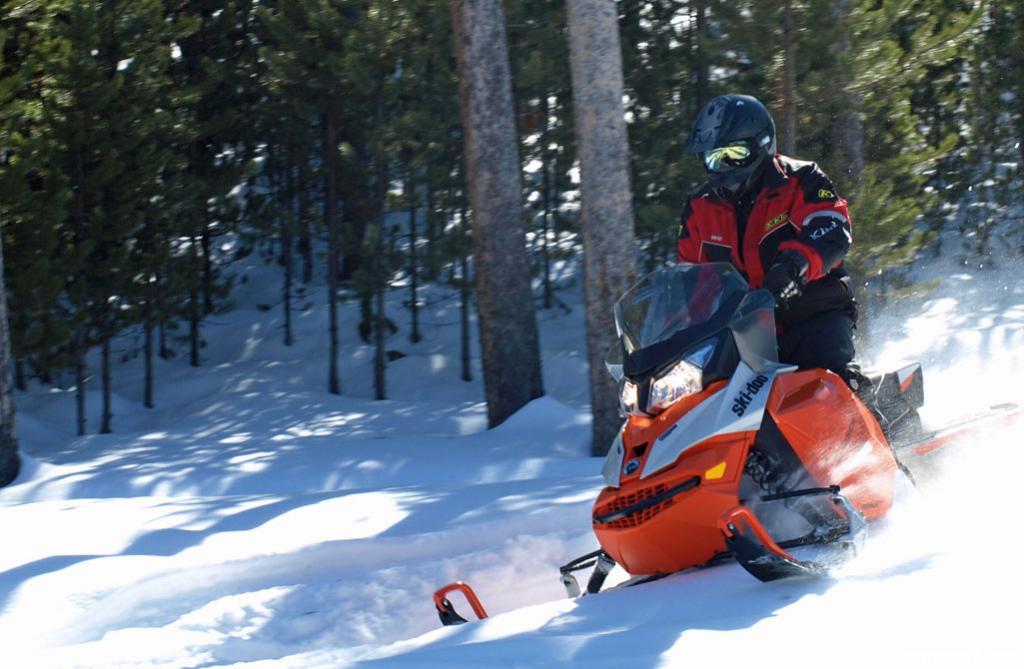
[548,262,903,591]
[434,263,1020,624]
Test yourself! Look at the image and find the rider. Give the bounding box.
[678,93,861,387]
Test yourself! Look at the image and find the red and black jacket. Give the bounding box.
[677,154,856,327]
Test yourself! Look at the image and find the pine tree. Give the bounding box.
[259,1,334,392]
[507,0,576,308]
[399,0,466,314]
[33,0,128,435]
[245,99,315,348]
[960,0,1023,256]
[0,1,72,390]
[842,0,979,274]
[384,0,452,343]
[617,0,734,268]
[96,0,182,431]
[0,2,26,476]
[171,0,256,367]
[259,0,395,395]
[4,1,193,430]
[354,220,401,400]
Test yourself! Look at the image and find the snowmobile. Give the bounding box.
[434,262,1020,625]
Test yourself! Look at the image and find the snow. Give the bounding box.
[1,250,1023,668]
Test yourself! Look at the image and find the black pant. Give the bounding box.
[777,312,855,378]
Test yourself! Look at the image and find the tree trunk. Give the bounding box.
[324,111,341,395]
[100,312,112,434]
[75,328,86,437]
[782,0,797,155]
[283,148,295,347]
[72,150,88,436]
[158,314,171,359]
[450,0,544,427]
[201,217,214,315]
[407,175,421,343]
[425,186,437,279]
[189,235,201,367]
[156,263,171,360]
[298,156,314,284]
[0,233,20,487]
[566,0,638,455]
[144,312,154,409]
[374,253,387,400]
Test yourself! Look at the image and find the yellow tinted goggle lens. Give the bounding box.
[704,143,751,172]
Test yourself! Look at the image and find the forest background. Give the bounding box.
[0,0,1021,479]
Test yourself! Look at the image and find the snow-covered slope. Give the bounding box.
[1,252,1022,669]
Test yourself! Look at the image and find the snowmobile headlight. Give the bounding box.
[646,341,714,414]
[647,359,703,414]
[620,380,640,415]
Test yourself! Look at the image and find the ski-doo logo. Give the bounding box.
[731,374,769,417]
[623,458,641,475]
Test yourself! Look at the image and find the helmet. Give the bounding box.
[688,94,776,196]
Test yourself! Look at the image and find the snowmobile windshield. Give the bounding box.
[614,262,748,357]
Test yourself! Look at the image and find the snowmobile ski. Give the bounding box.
[434,582,488,626]
[559,549,617,597]
[719,487,866,582]
[558,550,668,598]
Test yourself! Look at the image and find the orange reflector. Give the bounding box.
[705,462,727,480]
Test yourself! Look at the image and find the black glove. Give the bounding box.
[764,250,809,303]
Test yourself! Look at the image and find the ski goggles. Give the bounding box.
[702,142,753,173]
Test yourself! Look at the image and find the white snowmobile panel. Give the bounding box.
[640,361,796,479]
[601,427,626,488]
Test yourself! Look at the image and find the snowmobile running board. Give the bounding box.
[434,582,489,626]
[905,402,1022,458]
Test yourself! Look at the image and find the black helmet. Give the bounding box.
[688,94,776,196]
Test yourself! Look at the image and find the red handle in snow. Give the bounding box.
[434,581,489,626]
